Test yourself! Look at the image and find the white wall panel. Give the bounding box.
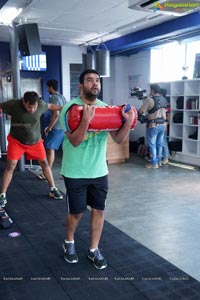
[61,46,83,101]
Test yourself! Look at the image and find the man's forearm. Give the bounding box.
[47,114,59,131]
[66,118,90,147]
[110,120,132,144]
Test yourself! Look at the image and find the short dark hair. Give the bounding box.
[160,88,167,97]
[79,69,100,84]
[150,84,160,94]
[47,79,58,91]
[23,91,40,104]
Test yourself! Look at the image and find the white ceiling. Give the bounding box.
[0,0,184,48]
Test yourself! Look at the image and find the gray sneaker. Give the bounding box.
[88,248,107,270]
[49,188,63,200]
[63,242,78,263]
[0,194,7,208]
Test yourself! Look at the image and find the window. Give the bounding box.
[150,39,200,82]
[150,42,185,82]
[186,41,200,79]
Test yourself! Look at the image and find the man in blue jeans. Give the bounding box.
[138,84,167,168]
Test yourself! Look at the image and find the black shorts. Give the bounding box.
[63,175,108,214]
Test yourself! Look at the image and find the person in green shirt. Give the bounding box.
[60,69,134,269]
[0,91,63,212]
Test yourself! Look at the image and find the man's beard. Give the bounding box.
[84,90,99,101]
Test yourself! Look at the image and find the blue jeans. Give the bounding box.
[146,125,165,165]
[162,132,169,160]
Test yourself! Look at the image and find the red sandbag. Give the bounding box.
[67,104,137,132]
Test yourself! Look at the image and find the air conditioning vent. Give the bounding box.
[140,0,160,8]
[128,0,200,16]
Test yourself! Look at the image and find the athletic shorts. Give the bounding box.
[7,134,46,161]
[63,175,108,214]
[44,129,64,150]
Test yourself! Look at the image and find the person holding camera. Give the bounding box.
[138,84,167,169]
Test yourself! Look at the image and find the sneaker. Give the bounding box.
[162,158,169,165]
[63,242,78,263]
[0,194,7,208]
[158,161,162,167]
[88,248,107,270]
[0,209,13,229]
[49,188,63,200]
[145,163,159,169]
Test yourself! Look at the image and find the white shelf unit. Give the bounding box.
[153,80,200,165]
[169,79,200,166]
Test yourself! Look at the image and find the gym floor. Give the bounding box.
[51,150,200,283]
[1,150,200,299]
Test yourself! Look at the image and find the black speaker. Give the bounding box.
[17,23,42,56]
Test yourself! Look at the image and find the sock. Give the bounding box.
[51,187,57,191]
[0,193,6,197]
[65,240,74,244]
[89,248,98,252]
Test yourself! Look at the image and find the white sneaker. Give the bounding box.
[162,159,169,165]
[145,163,159,169]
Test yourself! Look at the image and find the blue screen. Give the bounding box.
[20,52,47,71]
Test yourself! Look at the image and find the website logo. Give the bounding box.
[154,1,200,13]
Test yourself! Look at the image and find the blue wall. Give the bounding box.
[105,11,200,56]
[0,42,10,72]
[0,42,62,102]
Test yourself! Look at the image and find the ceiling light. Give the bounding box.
[0,7,23,25]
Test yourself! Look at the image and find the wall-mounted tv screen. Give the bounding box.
[19,52,47,71]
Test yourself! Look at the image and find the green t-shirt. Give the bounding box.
[1,99,48,144]
[59,97,109,179]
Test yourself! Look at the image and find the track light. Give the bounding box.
[0,7,23,25]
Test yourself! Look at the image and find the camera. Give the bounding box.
[131,87,148,123]
[138,113,148,124]
[130,87,147,100]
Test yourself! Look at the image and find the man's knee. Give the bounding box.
[92,208,104,217]
[69,213,83,221]
[5,160,18,172]
[38,159,49,168]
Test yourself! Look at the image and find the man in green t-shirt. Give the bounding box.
[0,91,63,213]
[60,69,134,269]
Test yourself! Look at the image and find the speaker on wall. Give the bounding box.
[17,23,42,56]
